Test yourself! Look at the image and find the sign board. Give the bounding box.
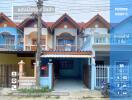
[12,6,55,22]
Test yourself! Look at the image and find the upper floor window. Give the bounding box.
[57,33,75,45]
[0,32,15,45]
[58,39,74,45]
[0,32,15,49]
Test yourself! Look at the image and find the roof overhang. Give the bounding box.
[41,51,92,58]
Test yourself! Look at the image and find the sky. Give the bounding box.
[0,0,131,23]
[0,0,110,22]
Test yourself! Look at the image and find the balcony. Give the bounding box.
[56,44,80,51]
[0,44,23,51]
[0,44,15,51]
[25,45,46,51]
[93,34,110,45]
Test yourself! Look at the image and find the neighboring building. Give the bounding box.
[82,14,110,65]
[81,14,110,88]
[18,16,49,51]
[0,13,23,51]
[110,16,132,92]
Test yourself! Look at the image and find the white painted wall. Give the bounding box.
[84,28,108,35]
[24,27,48,35]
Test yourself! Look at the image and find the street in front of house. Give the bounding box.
[0,89,108,100]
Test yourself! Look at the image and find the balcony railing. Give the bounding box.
[0,44,23,51]
[56,45,80,51]
[25,45,46,51]
[0,44,15,50]
[93,34,110,45]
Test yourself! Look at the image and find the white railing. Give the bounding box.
[19,77,36,88]
[95,65,109,89]
[81,34,110,51]
[25,45,46,51]
[56,45,80,51]
[93,34,110,45]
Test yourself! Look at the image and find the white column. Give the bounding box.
[48,63,53,89]
[91,51,96,90]
[24,34,25,51]
[107,66,110,83]
[76,33,77,51]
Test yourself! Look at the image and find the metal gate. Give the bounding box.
[0,64,18,88]
[95,65,109,89]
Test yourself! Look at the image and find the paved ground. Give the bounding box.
[0,79,109,100]
[0,96,109,100]
[0,88,109,100]
[54,79,86,92]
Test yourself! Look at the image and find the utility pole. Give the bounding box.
[35,0,43,88]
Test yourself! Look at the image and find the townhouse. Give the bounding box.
[0,13,131,91]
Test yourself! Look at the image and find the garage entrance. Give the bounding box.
[40,51,93,90]
[51,58,91,91]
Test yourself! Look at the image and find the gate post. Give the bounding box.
[48,63,53,89]
[18,60,25,78]
[91,52,96,90]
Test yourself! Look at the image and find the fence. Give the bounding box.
[95,65,109,89]
[0,64,18,88]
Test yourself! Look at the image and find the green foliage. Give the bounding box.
[18,86,51,93]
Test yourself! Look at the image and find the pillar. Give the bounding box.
[18,60,25,79]
[91,51,96,90]
[48,63,53,89]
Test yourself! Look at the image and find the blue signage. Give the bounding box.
[110,0,132,99]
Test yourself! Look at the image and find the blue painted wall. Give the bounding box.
[0,27,23,50]
[40,63,52,89]
[110,16,132,94]
[110,51,132,88]
[111,17,132,45]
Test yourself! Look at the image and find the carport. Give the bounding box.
[40,51,96,90]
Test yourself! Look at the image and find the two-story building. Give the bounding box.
[36,14,93,90]
[81,14,110,88]
[0,13,35,87]
[18,15,50,51]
